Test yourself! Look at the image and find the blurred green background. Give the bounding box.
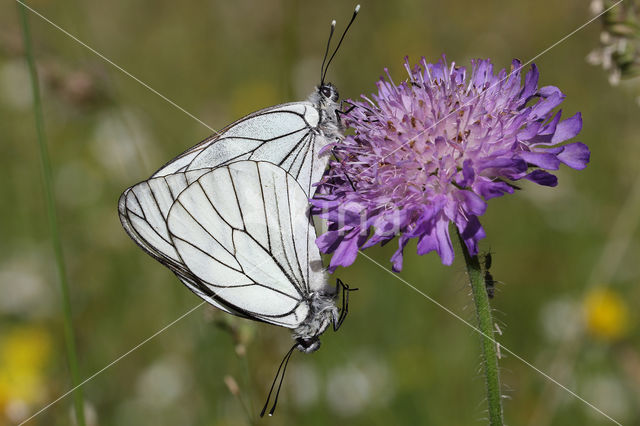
[1,0,639,425]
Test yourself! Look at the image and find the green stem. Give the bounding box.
[456,230,503,425]
[17,4,86,425]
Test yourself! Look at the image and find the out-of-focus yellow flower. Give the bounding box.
[0,326,51,418]
[583,287,630,341]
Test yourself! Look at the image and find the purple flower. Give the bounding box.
[312,56,589,272]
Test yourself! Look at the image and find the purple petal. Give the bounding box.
[538,85,564,98]
[540,110,562,135]
[475,156,522,170]
[557,142,590,170]
[517,121,543,141]
[551,112,582,144]
[416,231,437,256]
[474,180,516,200]
[524,170,558,186]
[318,143,336,156]
[309,196,341,210]
[517,151,561,170]
[391,235,410,272]
[518,63,538,101]
[458,215,485,255]
[530,92,564,119]
[460,159,475,187]
[435,219,454,265]
[458,190,487,216]
[362,233,393,249]
[316,230,343,254]
[328,231,361,270]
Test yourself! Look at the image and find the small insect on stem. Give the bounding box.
[483,252,495,299]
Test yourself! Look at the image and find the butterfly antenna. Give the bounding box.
[268,346,296,416]
[321,4,360,84]
[320,20,337,85]
[260,344,297,417]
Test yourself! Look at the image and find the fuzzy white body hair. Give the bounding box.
[293,290,339,353]
[308,85,343,143]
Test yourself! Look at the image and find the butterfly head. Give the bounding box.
[308,83,342,139]
[295,336,321,354]
[318,83,339,103]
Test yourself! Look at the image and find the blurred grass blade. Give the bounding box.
[17,4,86,425]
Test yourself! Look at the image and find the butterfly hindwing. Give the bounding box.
[165,161,327,328]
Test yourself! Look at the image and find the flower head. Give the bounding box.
[312,56,589,272]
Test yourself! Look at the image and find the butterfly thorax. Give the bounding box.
[308,83,343,143]
[292,290,338,354]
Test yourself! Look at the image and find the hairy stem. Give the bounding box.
[17,4,86,425]
[457,230,503,425]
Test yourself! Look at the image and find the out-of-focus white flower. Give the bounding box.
[590,0,604,14]
[325,353,393,417]
[588,2,640,85]
[91,109,154,180]
[539,298,583,342]
[608,68,621,86]
[135,356,191,407]
[0,60,33,110]
[582,374,630,422]
[288,362,320,409]
[69,402,98,426]
[0,254,54,318]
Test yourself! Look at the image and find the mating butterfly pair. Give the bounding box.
[118,5,360,417]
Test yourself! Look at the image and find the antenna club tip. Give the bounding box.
[331,19,336,27]
[355,4,361,13]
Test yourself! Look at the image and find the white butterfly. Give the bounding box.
[118,5,360,416]
[121,160,354,415]
[119,82,342,270]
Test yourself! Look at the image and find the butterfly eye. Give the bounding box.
[321,86,333,99]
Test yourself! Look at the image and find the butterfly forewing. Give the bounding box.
[151,102,325,197]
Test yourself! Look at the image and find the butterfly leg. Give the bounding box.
[335,101,356,122]
[331,146,356,191]
[333,278,358,331]
[329,147,357,190]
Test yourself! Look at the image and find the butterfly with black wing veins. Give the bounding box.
[118,5,360,417]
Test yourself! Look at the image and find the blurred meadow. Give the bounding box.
[1,0,639,425]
